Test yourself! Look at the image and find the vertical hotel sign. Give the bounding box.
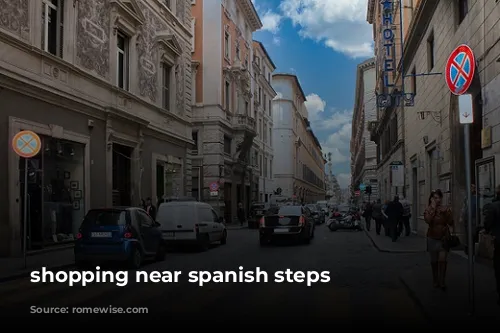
[376,0,414,107]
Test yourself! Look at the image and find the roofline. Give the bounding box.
[253,40,277,70]
[272,73,307,101]
[238,0,263,31]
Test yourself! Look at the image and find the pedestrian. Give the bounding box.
[399,195,412,236]
[460,184,477,255]
[424,189,453,290]
[363,201,373,231]
[483,185,500,305]
[145,197,157,221]
[382,200,390,236]
[237,202,246,226]
[372,199,383,235]
[384,196,404,242]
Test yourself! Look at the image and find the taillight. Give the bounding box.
[299,216,305,226]
[259,217,265,227]
[76,232,82,239]
[123,226,133,238]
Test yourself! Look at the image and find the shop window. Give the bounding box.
[20,135,85,250]
[41,0,64,57]
[112,143,132,206]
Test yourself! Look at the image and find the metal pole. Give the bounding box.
[23,158,28,269]
[464,123,475,315]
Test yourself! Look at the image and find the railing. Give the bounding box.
[233,114,256,132]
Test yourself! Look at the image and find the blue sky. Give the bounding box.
[252,0,373,188]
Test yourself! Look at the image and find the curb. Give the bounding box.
[363,228,425,254]
[0,263,75,284]
[398,274,434,323]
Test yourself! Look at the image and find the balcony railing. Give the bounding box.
[233,114,256,133]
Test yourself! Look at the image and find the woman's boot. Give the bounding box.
[438,261,447,290]
[431,262,439,288]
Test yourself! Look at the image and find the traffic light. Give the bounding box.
[365,185,372,195]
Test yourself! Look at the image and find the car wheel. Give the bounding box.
[198,234,210,251]
[329,223,338,231]
[155,242,167,261]
[129,248,142,269]
[221,230,227,245]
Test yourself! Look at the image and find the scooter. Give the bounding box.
[328,212,363,231]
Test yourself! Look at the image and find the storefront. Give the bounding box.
[6,115,93,256]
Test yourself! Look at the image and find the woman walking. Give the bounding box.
[424,189,453,290]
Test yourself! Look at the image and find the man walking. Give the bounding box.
[483,185,500,306]
[384,196,404,242]
[399,195,412,236]
[372,199,383,235]
[237,202,246,226]
[145,197,157,221]
[461,184,477,255]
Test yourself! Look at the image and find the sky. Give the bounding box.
[251,0,374,188]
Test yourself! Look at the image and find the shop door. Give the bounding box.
[156,163,165,204]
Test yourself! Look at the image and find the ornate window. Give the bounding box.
[116,31,129,90]
[156,34,182,112]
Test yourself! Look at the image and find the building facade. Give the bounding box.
[350,58,378,202]
[252,40,277,203]
[400,0,500,246]
[272,74,326,203]
[0,0,194,256]
[191,0,262,222]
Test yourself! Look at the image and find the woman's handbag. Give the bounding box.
[443,226,461,249]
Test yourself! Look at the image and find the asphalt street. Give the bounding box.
[0,225,431,325]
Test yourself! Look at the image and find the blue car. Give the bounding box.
[74,207,166,269]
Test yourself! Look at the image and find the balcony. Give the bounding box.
[233,114,256,134]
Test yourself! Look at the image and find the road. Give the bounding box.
[0,225,431,325]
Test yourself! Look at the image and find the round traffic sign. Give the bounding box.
[209,182,219,192]
[12,130,41,158]
[445,44,475,95]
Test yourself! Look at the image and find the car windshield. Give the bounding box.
[274,206,302,216]
[82,210,127,226]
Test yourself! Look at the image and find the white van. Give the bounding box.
[157,201,227,250]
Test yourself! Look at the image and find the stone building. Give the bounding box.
[350,58,379,202]
[0,0,193,256]
[252,40,277,203]
[400,0,500,246]
[272,74,326,202]
[190,0,262,222]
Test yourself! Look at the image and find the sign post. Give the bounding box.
[209,181,220,214]
[11,130,42,269]
[446,44,476,315]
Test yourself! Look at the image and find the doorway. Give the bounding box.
[156,163,165,204]
[112,143,132,206]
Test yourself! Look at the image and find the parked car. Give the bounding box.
[157,201,226,251]
[306,204,325,224]
[259,205,315,245]
[74,207,166,269]
[316,200,329,217]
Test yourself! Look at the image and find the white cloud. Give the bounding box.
[303,93,352,186]
[260,10,283,33]
[336,173,351,188]
[277,0,373,58]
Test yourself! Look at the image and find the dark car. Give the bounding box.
[306,204,324,225]
[74,207,166,269]
[259,205,315,245]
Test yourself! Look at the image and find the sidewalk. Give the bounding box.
[400,252,500,321]
[226,224,248,230]
[0,247,75,282]
[364,224,426,253]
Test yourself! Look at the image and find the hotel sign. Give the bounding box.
[376,0,414,108]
